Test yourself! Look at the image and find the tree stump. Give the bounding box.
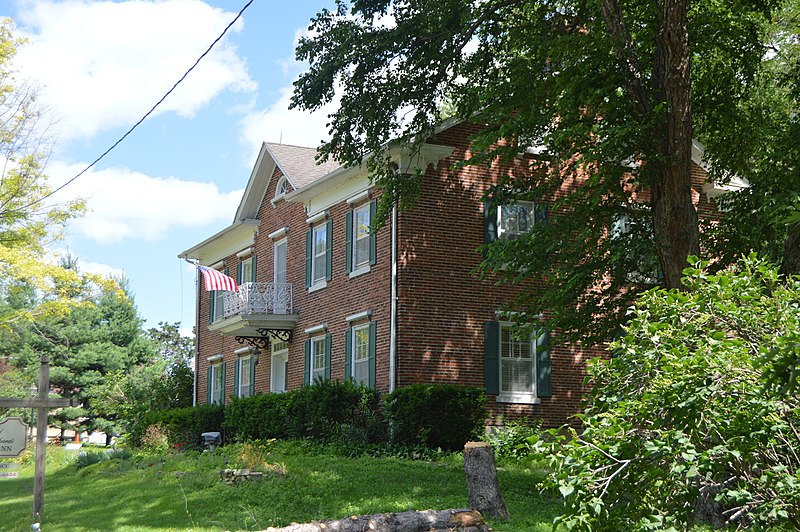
[463,441,509,519]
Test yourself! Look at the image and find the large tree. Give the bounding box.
[291,0,783,341]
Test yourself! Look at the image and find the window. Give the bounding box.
[484,199,548,244]
[345,321,376,387]
[484,321,551,403]
[275,176,290,199]
[499,201,535,238]
[270,340,289,393]
[346,200,377,274]
[207,362,226,405]
[208,268,230,323]
[610,212,660,284]
[305,219,332,289]
[237,256,256,286]
[235,356,254,398]
[304,333,331,384]
[274,239,288,313]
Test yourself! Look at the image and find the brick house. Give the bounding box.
[179,120,727,427]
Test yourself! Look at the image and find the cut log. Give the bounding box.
[463,441,510,519]
[260,509,489,531]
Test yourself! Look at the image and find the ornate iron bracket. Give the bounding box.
[235,328,292,351]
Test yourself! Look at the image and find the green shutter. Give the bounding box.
[535,203,549,225]
[536,330,552,397]
[324,333,332,381]
[206,366,212,404]
[220,362,227,405]
[484,199,498,251]
[325,219,333,281]
[344,327,352,381]
[484,321,500,395]
[208,293,215,324]
[369,200,377,265]
[233,358,240,398]
[249,356,256,396]
[251,256,257,283]
[305,228,312,288]
[345,209,353,274]
[368,321,377,388]
[304,339,311,385]
[236,262,243,285]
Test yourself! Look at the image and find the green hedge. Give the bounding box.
[131,404,224,449]
[134,382,486,452]
[384,384,487,451]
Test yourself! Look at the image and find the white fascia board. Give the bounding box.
[234,142,278,222]
[285,143,454,214]
[692,139,750,198]
[178,219,260,265]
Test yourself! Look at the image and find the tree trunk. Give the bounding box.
[650,0,700,289]
[463,441,510,519]
[781,223,800,278]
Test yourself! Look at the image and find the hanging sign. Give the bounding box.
[0,417,28,458]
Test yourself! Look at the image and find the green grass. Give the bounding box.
[0,441,563,531]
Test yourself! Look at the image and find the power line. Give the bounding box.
[26,0,254,211]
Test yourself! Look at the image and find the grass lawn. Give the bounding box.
[1,441,563,531]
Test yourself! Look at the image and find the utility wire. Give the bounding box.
[24,0,254,211]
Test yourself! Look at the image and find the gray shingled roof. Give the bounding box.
[264,142,341,190]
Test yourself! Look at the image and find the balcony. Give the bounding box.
[208,282,298,340]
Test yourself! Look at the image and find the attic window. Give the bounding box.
[275,176,290,199]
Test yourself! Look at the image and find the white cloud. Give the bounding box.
[13,0,256,141]
[239,85,336,158]
[47,161,242,243]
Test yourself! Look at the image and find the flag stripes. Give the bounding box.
[198,265,238,292]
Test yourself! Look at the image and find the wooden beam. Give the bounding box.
[0,398,71,408]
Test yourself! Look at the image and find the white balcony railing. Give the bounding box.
[222,282,294,318]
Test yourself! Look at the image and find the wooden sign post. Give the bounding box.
[0,355,71,521]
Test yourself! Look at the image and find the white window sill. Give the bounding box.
[496,394,541,405]
[308,281,327,293]
[348,265,371,279]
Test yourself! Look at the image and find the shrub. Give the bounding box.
[484,419,542,460]
[225,380,386,444]
[530,256,800,530]
[131,404,224,450]
[75,450,107,469]
[384,383,486,451]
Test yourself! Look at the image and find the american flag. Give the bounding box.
[197,265,238,292]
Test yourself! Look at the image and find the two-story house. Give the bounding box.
[179,120,724,426]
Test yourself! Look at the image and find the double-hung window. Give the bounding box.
[304,330,331,384]
[484,198,548,245]
[270,339,289,393]
[345,199,377,275]
[610,211,660,284]
[234,354,255,398]
[484,321,551,403]
[305,214,332,290]
[207,361,226,405]
[208,268,230,323]
[345,320,376,387]
[237,255,257,286]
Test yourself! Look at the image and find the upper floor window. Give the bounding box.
[275,176,290,199]
[345,199,377,275]
[237,255,257,285]
[484,198,548,244]
[610,212,660,284]
[208,267,230,323]
[305,216,332,290]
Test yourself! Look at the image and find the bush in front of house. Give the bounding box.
[223,392,291,441]
[130,403,224,449]
[384,383,487,451]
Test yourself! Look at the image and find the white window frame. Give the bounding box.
[209,363,224,405]
[274,176,289,199]
[351,202,371,274]
[270,339,289,393]
[237,356,253,398]
[310,335,327,382]
[497,322,541,404]
[351,323,371,386]
[497,201,536,239]
[311,224,327,286]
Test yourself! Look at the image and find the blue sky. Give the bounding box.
[0,0,338,334]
